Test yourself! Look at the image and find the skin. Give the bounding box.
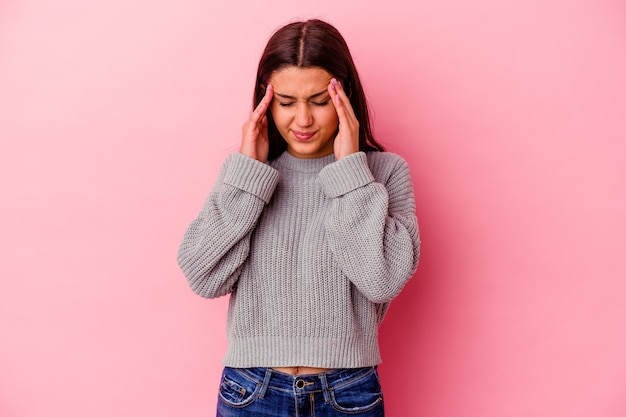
[240,66,360,162]
[240,66,361,375]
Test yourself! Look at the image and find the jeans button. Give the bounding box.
[295,379,305,389]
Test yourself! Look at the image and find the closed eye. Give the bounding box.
[277,98,330,107]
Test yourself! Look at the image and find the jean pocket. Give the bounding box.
[330,369,384,414]
[218,368,260,408]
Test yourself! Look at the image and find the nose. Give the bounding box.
[294,102,313,127]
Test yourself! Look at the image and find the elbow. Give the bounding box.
[177,257,219,299]
[365,227,421,303]
[186,272,232,299]
[179,259,238,300]
[189,281,222,299]
[360,275,408,304]
[366,292,397,304]
[360,260,417,303]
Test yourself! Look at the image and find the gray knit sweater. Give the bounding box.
[177,150,420,368]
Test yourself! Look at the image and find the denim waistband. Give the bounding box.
[227,366,377,397]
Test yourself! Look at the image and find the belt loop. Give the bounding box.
[319,373,331,404]
[258,368,272,399]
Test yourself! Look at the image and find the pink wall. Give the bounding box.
[1,0,625,416]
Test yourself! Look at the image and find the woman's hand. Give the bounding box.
[328,79,359,160]
[240,85,273,162]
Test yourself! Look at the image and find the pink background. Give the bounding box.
[1,0,625,416]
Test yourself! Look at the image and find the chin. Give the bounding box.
[287,144,332,159]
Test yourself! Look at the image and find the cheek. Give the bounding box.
[317,107,339,130]
[270,106,289,128]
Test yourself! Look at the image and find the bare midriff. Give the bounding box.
[272,366,332,375]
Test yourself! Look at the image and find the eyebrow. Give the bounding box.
[274,89,329,100]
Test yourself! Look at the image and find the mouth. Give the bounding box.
[292,130,316,142]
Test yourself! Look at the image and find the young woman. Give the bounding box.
[177,19,420,417]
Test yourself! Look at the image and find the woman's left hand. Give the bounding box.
[328,78,359,160]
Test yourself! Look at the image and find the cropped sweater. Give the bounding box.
[177,150,420,368]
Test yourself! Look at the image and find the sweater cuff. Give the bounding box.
[222,153,280,203]
[318,152,374,198]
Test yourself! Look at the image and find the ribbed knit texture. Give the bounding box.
[177,151,420,368]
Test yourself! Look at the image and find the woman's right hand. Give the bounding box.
[240,85,273,162]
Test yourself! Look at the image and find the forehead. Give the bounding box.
[269,66,333,96]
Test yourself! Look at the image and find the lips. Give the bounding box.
[292,130,316,141]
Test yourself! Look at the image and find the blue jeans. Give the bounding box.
[216,366,385,416]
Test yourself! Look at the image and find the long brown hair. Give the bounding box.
[254,19,385,160]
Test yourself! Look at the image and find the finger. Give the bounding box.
[252,85,273,120]
[329,80,357,128]
[250,84,273,123]
[260,110,269,135]
[330,79,357,121]
[328,80,346,120]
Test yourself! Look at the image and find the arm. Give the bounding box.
[319,152,420,303]
[177,153,279,298]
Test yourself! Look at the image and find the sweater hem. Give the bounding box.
[222,335,382,369]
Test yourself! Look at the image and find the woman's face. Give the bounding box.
[268,66,339,159]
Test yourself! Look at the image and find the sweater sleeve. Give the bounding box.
[318,152,420,303]
[177,152,280,298]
